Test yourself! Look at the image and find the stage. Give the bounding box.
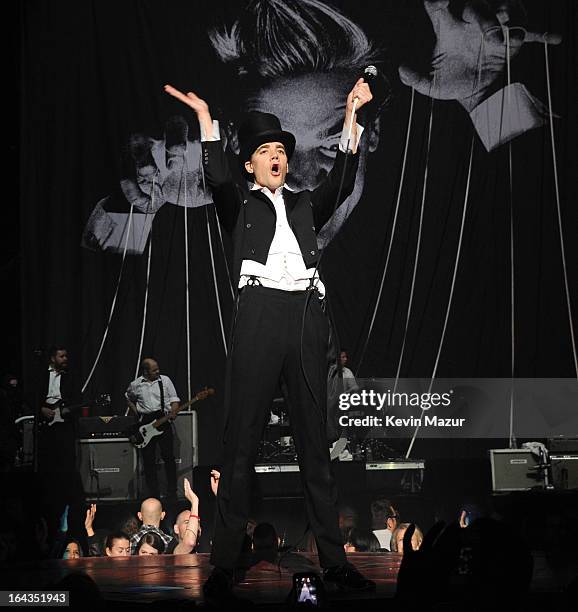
[2,552,399,607]
[2,549,571,609]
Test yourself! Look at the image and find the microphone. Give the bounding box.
[362,65,378,84]
[359,64,390,120]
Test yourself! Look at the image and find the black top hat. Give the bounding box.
[238,112,296,178]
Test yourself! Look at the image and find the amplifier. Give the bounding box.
[550,455,578,490]
[548,437,578,454]
[142,411,197,499]
[489,449,543,492]
[78,416,135,439]
[78,438,138,501]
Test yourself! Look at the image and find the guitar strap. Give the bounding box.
[158,377,165,413]
[157,377,168,431]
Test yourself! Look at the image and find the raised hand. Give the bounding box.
[396,521,461,604]
[399,0,562,111]
[183,477,199,510]
[164,85,210,117]
[164,85,214,147]
[210,470,220,497]
[84,504,96,537]
[59,505,70,533]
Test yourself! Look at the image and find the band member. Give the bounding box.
[37,345,81,472]
[165,75,375,600]
[126,358,179,499]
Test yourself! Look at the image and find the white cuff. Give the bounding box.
[339,123,364,153]
[200,119,220,142]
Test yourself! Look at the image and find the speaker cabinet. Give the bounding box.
[489,449,543,492]
[146,411,197,498]
[550,455,578,490]
[78,438,138,501]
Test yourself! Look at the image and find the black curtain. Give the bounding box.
[21,1,577,464]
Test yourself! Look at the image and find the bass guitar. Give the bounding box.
[130,387,214,449]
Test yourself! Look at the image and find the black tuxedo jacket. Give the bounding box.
[201,140,359,289]
[41,369,81,407]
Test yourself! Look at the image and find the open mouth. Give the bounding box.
[271,163,280,176]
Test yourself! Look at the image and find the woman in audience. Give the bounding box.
[104,531,131,557]
[62,538,83,559]
[390,523,424,553]
[134,531,165,555]
[343,529,381,552]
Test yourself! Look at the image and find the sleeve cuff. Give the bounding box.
[201,120,220,142]
[470,83,552,152]
[339,123,364,153]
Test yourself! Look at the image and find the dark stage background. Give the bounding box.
[19,1,577,465]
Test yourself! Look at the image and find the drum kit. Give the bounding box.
[257,398,298,463]
[256,397,402,463]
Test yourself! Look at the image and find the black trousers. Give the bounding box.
[37,421,77,473]
[140,419,177,498]
[211,285,346,569]
[37,422,85,540]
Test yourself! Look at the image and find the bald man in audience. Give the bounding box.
[165,478,201,554]
[130,498,174,554]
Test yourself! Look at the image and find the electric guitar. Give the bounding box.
[42,394,111,427]
[130,387,215,449]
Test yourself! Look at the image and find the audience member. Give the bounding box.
[396,519,534,608]
[343,528,382,553]
[338,505,358,541]
[118,513,140,538]
[104,531,131,557]
[55,573,105,610]
[135,532,165,555]
[130,498,174,554]
[83,504,101,556]
[391,523,424,553]
[166,478,200,554]
[250,522,316,573]
[371,497,399,550]
[62,538,83,559]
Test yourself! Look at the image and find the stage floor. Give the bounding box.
[2,550,571,608]
[3,553,401,606]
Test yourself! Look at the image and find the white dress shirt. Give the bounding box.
[238,183,326,295]
[125,375,180,414]
[373,528,393,550]
[46,367,62,405]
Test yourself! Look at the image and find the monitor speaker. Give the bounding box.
[550,455,578,490]
[489,449,543,492]
[148,411,196,498]
[78,438,138,501]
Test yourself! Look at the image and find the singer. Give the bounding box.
[165,76,373,602]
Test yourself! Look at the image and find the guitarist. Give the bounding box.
[126,358,179,500]
[38,345,82,473]
[37,345,85,543]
